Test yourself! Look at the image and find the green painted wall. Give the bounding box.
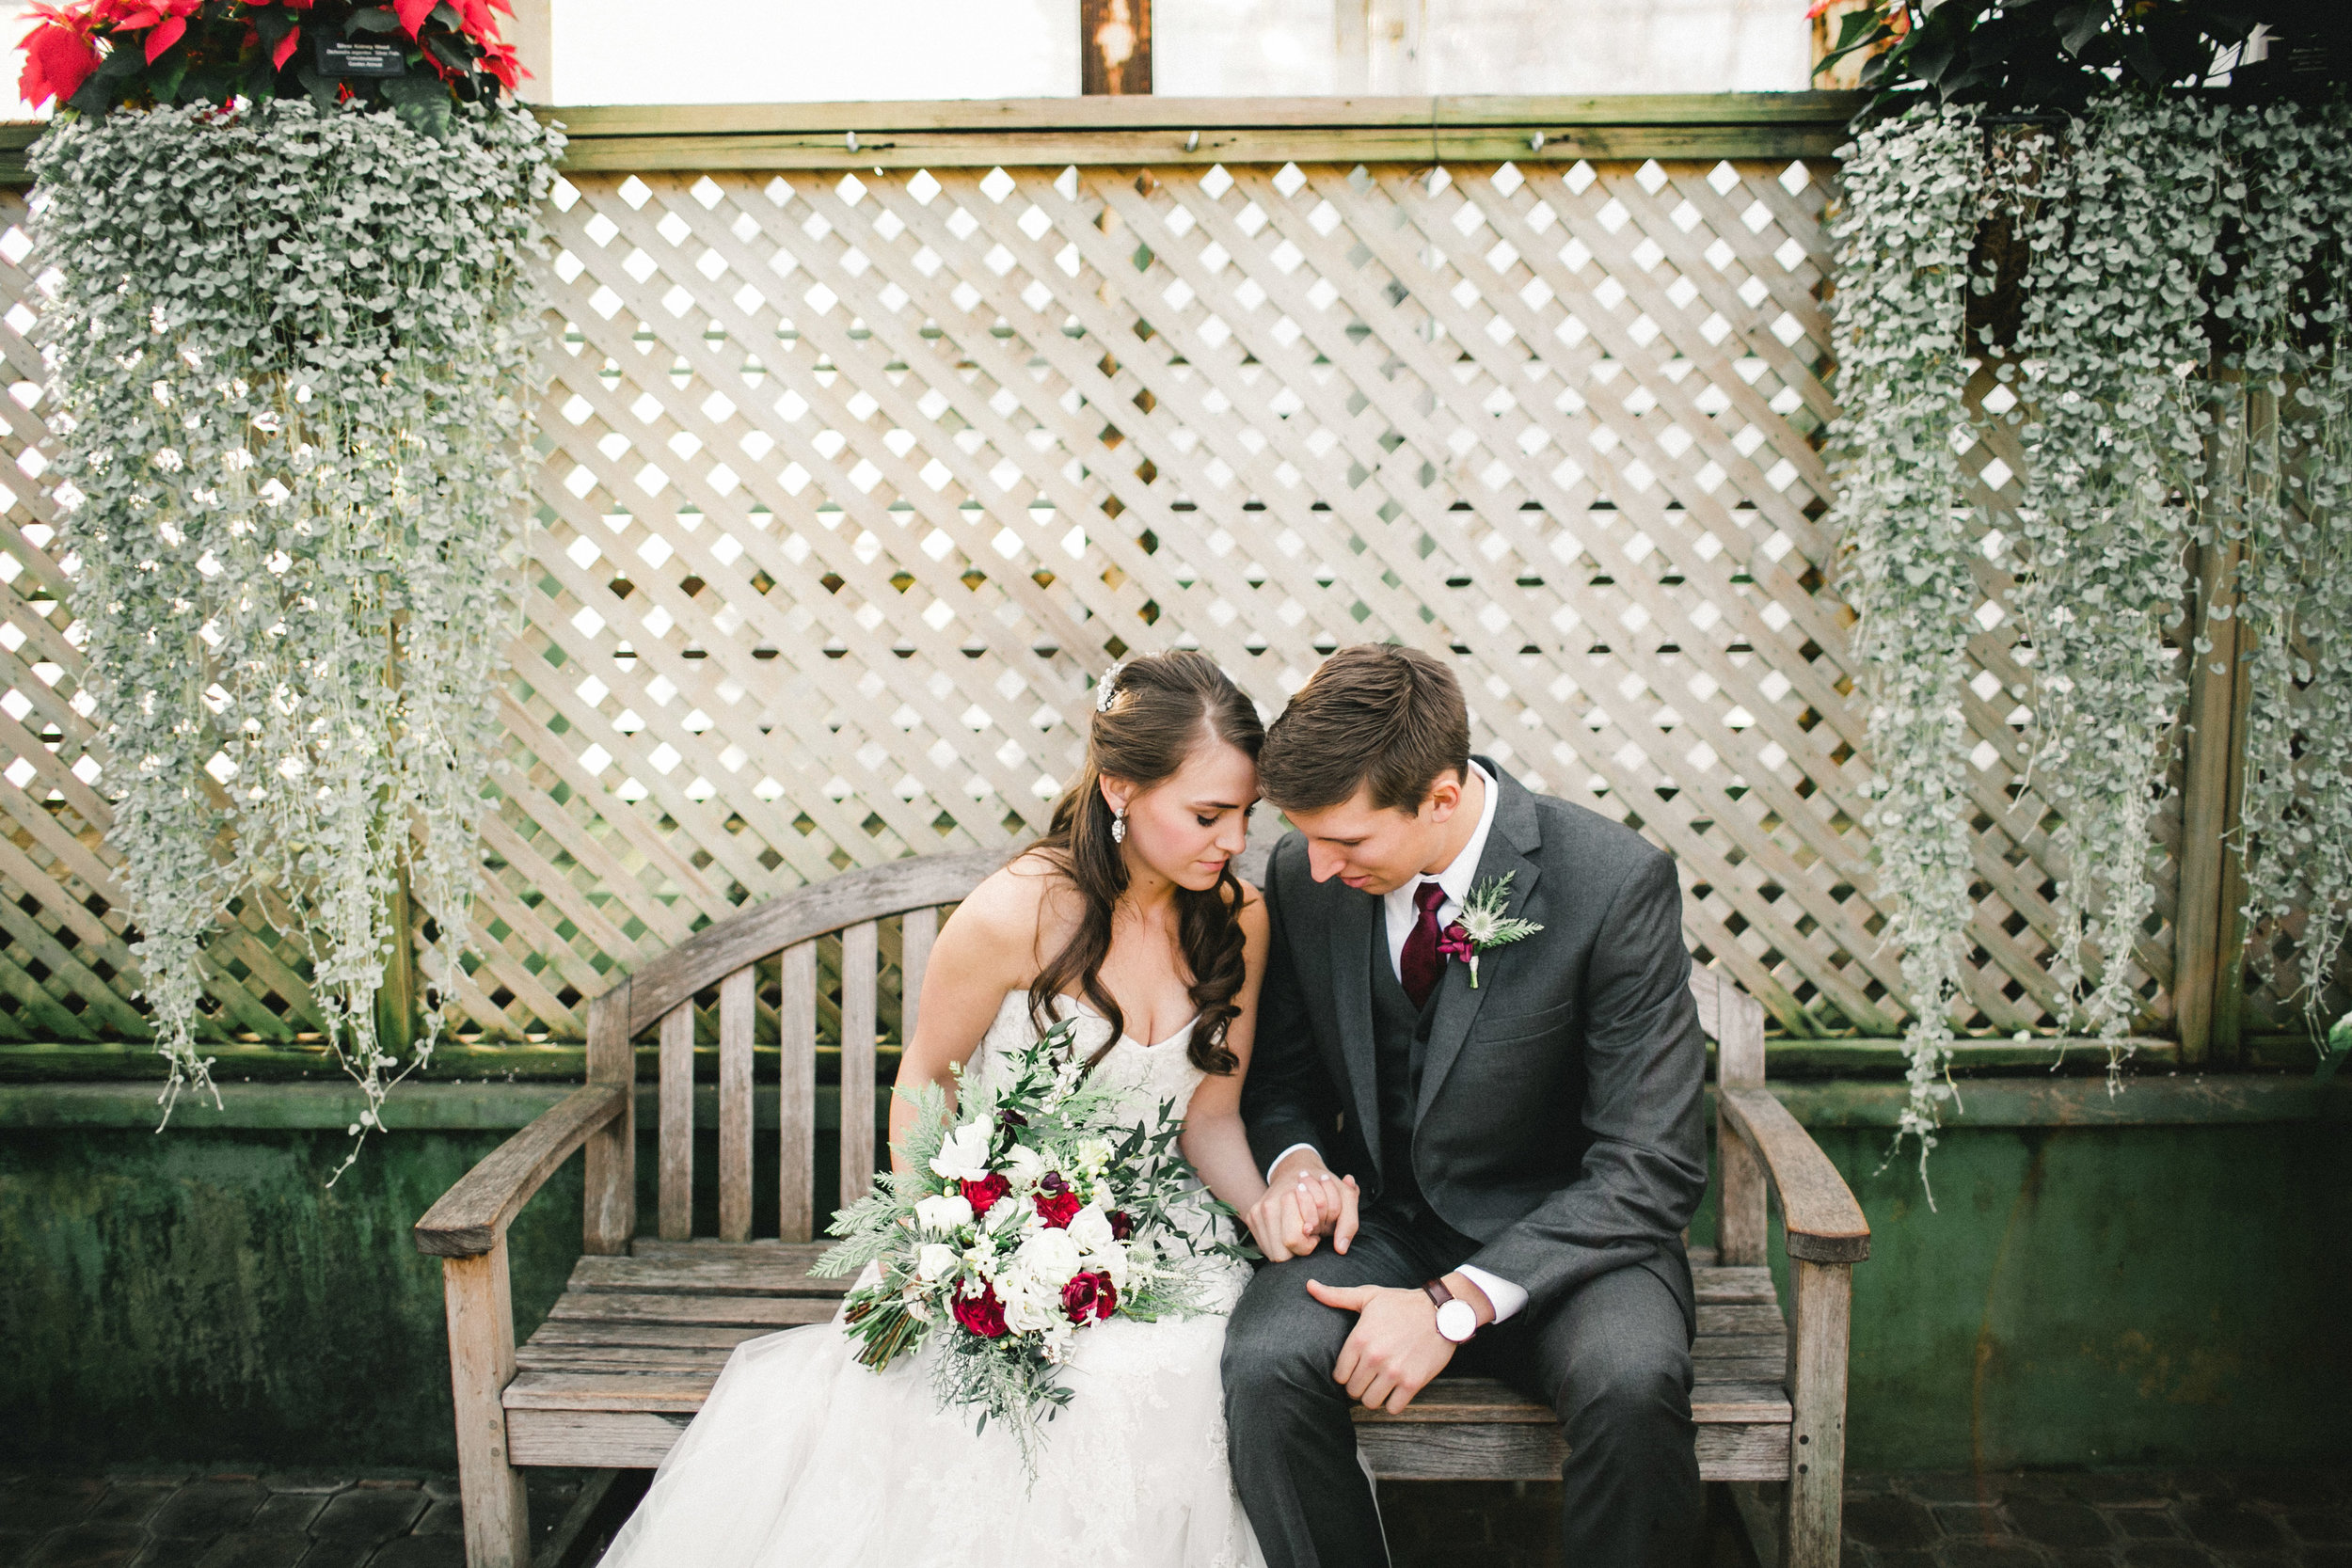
[0,1079,2344,1471]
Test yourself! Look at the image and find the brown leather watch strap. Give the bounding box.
[1421,1278,1453,1311]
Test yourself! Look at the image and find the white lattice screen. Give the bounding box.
[0,145,2185,1047]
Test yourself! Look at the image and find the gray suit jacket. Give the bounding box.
[1242,760,1709,1320]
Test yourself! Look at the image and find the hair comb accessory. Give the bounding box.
[1094,661,1124,714]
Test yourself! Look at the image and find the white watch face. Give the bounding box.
[1435,1298,1478,1342]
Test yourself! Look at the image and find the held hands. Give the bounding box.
[1241,1151,1359,1262]
[1303,1280,1461,1415]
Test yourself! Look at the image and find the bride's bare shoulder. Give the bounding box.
[944,850,1078,960]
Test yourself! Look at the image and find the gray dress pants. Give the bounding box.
[1221,1208,1702,1568]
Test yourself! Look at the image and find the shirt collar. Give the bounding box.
[1391,760,1499,915]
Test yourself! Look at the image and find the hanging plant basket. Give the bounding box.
[31,90,561,1170]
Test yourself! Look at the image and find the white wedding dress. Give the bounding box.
[599,990,1264,1568]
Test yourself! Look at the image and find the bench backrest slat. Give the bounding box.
[658,1004,695,1242]
[718,966,757,1243]
[838,920,882,1212]
[778,941,819,1243]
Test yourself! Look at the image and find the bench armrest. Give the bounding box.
[413,1084,629,1258]
[1719,1086,1869,1263]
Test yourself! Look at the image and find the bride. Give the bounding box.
[600,651,1277,1568]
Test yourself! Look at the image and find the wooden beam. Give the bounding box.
[2175,536,2254,1062]
[445,1244,532,1568]
[1784,1260,1853,1568]
[1082,0,1152,97]
[0,94,1865,183]
[373,860,420,1063]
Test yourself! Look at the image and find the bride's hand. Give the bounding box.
[1243,1161,1359,1262]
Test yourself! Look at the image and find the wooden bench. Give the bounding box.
[415,844,1868,1568]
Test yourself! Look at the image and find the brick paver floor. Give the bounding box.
[0,1470,605,1568]
[3,1466,2344,1568]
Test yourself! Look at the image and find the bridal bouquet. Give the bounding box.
[817,1017,1243,1463]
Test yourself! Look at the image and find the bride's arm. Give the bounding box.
[1179,885,1272,1213]
[885,863,1046,1173]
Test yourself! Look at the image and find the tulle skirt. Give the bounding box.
[599,1303,1263,1568]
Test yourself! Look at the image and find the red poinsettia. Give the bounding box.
[15,0,524,115]
[18,1,104,108]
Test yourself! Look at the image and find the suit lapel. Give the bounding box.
[1415,762,1545,1121]
[1325,879,1385,1175]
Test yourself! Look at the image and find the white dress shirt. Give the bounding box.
[1266,764,1528,1323]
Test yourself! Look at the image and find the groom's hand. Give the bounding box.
[1305,1280,1459,1414]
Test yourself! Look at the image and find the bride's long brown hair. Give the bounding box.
[1024,651,1263,1076]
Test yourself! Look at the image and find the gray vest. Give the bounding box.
[1369,917,1438,1217]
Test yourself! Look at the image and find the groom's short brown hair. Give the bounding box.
[1258,644,1470,815]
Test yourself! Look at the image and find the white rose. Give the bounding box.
[1004,1143,1046,1187]
[929,1120,995,1182]
[915,1243,958,1282]
[913,1193,975,1233]
[1016,1226,1083,1288]
[1065,1204,1115,1253]
[1001,1280,1062,1336]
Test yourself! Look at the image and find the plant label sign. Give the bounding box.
[315,39,407,76]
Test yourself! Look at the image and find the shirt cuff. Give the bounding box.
[1264,1142,1322,1185]
[1454,1264,1527,1324]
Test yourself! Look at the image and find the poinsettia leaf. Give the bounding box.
[346,8,402,33]
[292,61,339,108]
[146,51,189,102]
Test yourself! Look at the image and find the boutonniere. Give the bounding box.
[1436,873,1543,988]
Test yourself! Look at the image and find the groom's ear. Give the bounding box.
[1421,768,1467,822]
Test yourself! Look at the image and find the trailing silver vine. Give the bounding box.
[1834,92,2352,1182]
[33,100,561,1171]
[2007,97,2225,1067]
[2208,100,2352,1041]
[1823,103,1989,1183]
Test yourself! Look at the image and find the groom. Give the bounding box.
[1226,644,1709,1568]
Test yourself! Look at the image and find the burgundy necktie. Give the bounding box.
[1399,881,1449,1010]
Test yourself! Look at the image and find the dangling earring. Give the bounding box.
[1111,804,1127,845]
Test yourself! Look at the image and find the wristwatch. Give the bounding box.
[1422,1278,1479,1343]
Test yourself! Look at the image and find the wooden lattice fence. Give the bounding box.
[0,96,2315,1057]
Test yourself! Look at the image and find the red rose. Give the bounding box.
[1060,1270,1117,1324]
[951,1284,1008,1338]
[1034,1188,1082,1228]
[961,1172,1010,1213]
[1106,1210,1132,1241]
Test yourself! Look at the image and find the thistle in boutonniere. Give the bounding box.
[1436,874,1542,988]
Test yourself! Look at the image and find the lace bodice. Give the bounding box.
[966,990,1213,1129]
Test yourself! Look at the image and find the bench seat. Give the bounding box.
[499,1239,1795,1481]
